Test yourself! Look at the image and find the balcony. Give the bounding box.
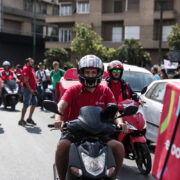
[102,13,125,22]
[3,6,45,20]
[154,10,175,20]
[46,15,76,24]
[45,41,71,49]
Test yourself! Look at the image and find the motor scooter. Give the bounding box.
[117,99,152,175]
[43,100,138,180]
[1,80,19,110]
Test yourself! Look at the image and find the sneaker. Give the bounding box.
[26,118,37,125]
[18,120,26,126]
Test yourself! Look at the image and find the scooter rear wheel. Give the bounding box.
[135,143,152,175]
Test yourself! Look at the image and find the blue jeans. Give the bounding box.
[22,88,37,108]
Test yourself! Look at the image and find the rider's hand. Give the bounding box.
[54,120,62,129]
[117,122,128,134]
[139,100,145,106]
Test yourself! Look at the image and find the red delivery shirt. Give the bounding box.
[61,84,116,121]
[22,65,36,90]
[110,79,122,103]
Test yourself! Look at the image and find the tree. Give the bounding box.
[44,47,68,69]
[167,24,180,50]
[71,23,110,61]
[117,39,151,67]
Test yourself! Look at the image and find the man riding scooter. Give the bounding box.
[0,61,18,110]
[106,60,140,103]
[54,55,128,180]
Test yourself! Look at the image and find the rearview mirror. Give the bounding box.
[123,105,138,116]
[117,105,138,118]
[101,103,118,123]
[141,86,147,95]
[42,100,64,116]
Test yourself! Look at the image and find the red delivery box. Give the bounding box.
[152,82,180,180]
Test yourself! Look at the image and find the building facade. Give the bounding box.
[45,0,180,65]
[0,0,58,66]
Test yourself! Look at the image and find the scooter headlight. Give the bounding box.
[81,152,105,176]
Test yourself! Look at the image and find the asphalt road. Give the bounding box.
[0,103,155,180]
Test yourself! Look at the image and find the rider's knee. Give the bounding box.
[56,139,71,155]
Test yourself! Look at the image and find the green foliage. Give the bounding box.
[71,23,107,61]
[117,39,151,67]
[167,24,180,50]
[63,61,74,69]
[70,23,151,66]
[44,47,68,68]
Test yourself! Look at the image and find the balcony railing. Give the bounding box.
[3,6,46,20]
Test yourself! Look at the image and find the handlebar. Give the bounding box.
[48,124,55,128]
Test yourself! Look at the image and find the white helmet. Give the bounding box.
[2,61,11,67]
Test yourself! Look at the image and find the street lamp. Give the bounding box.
[155,0,168,65]
[33,0,37,61]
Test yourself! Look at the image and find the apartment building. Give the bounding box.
[0,0,58,65]
[45,0,180,65]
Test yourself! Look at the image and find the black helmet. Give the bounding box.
[77,55,104,88]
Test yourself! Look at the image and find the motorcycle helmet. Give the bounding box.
[77,55,104,88]
[107,60,123,80]
[2,61,11,67]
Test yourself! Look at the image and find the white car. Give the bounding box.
[104,63,155,93]
[139,79,180,143]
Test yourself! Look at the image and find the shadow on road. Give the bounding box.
[25,126,42,134]
[119,164,155,180]
[0,127,4,134]
[0,107,20,112]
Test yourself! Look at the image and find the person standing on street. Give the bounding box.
[18,58,37,126]
[50,61,65,118]
[36,62,50,107]
[151,66,160,80]
[173,65,180,79]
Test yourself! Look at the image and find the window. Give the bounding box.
[154,0,174,11]
[39,2,47,14]
[24,0,33,12]
[60,3,72,16]
[114,0,123,13]
[150,83,166,103]
[162,26,172,42]
[112,27,122,42]
[125,26,140,39]
[127,0,139,11]
[36,24,46,38]
[53,4,59,16]
[122,71,154,92]
[77,1,89,14]
[59,28,72,42]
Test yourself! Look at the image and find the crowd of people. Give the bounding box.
[0,58,67,126]
[0,55,180,180]
[150,65,180,80]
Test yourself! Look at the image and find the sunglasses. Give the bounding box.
[112,69,121,73]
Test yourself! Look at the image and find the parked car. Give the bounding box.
[104,63,155,93]
[139,79,180,143]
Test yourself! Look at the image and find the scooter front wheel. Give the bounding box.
[134,143,152,175]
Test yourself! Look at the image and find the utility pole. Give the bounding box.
[0,0,3,32]
[33,0,37,61]
[156,0,168,65]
